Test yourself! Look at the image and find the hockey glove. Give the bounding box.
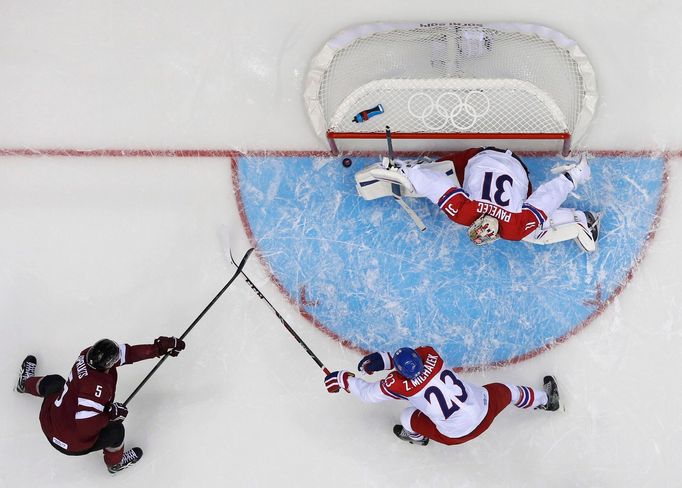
[154,336,186,357]
[324,371,354,393]
[106,402,129,422]
[357,352,393,375]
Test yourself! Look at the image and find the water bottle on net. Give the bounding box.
[352,104,384,123]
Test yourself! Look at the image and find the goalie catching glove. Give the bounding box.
[154,336,185,357]
[324,371,354,393]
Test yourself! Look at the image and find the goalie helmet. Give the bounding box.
[86,339,120,371]
[468,215,500,246]
[393,347,424,379]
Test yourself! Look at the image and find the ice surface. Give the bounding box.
[1,2,682,487]
[235,154,665,368]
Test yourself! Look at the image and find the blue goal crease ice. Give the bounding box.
[234,154,666,368]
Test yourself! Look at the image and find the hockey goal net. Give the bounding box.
[304,22,598,155]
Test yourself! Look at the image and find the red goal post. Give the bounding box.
[304,22,598,156]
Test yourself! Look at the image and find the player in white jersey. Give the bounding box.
[324,346,560,446]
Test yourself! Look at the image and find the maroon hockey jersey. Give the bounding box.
[39,343,158,452]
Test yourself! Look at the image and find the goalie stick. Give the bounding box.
[123,247,254,406]
[385,126,426,232]
[229,249,331,375]
[385,125,396,164]
[393,193,426,231]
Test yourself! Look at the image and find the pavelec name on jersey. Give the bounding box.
[476,202,511,223]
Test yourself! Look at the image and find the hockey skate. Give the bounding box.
[575,211,601,252]
[108,447,143,474]
[535,376,560,412]
[393,425,429,446]
[16,355,37,393]
[585,211,600,242]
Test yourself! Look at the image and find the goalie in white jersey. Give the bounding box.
[324,346,560,446]
[355,147,601,251]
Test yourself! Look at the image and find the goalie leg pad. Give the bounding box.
[523,209,599,252]
[355,163,415,200]
[355,159,459,201]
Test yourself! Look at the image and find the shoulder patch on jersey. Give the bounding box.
[438,187,468,208]
[380,375,405,400]
[117,343,128,366]
[522,203,546,226]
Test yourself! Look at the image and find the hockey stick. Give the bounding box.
[385,125,427,232]
[122,247,254,406]
[229,250,331,375]
[385,125,395,165]
[393,195,427,231]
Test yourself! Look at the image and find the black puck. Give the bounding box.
[342,158,352,168]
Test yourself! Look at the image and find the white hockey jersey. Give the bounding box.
[347,346,490,439]
[462,149,530,212]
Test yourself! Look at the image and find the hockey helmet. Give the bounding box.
[86,339,120,371]
[393,347,424,379]
[468,215,500,245]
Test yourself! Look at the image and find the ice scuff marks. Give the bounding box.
[235,153,666,368]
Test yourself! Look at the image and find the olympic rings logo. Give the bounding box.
[407,91,491,131]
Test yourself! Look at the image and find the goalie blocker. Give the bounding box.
[354,149,600,252]
[355,157,460,201]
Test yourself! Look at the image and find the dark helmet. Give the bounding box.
[86,339,120,371]
[393,347,424,379]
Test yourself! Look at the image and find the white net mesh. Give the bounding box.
[329,79,567,134]
[305,22,598,149]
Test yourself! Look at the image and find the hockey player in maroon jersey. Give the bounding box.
[16,336,185,473]
[324,346,560,446]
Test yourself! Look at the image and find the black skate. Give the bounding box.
[16,355,37,393]
[535,375,560,411]
[575,211,601,252]
[393,425,429,446]
[108,447,143,474]
[585,211,600,242]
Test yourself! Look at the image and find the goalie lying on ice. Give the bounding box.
[354,147,600,252]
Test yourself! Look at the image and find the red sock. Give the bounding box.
[104,445,124,467]
[24,376,42,397]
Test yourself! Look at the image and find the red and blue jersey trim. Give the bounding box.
[522,203,546,226]
[437,187,468,209]
[380,380,406,400]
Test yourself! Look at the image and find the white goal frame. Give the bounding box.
[304,22,598,155]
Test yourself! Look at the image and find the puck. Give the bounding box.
[342,158,352,168]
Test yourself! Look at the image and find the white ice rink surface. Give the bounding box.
[1,2,682,487]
